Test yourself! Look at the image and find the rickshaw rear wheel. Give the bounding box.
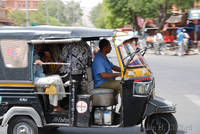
[145,113,177,134]
[7,116,38,134]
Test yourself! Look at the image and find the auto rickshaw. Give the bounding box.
[0,26,177,134]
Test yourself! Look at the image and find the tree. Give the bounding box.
[151,0,200,29]
[8,11,27,26]
[104,0,158,30]
[8,0,83,26]
[64,1,83,26]
[90,3,108,28]
[92,0,200,30]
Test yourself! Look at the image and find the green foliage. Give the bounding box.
[8,0,83,26]
[8,11,26,26]
[102,0,162,29]
[30,9,46,25]
[173,0,194,11]
[90,3,111,28]
[64,1,83,26]
[91,0,200,29]
[90,0,132,28]
[90,3,104,28]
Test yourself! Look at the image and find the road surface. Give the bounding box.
[1,54,199,134]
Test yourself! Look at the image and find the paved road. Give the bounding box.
[145,54,200,134]
[1,54,200,134]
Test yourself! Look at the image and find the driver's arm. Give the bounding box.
[112,65,121,72]
[100,72,121,79]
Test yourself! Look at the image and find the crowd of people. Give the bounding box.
[149,29,191,56]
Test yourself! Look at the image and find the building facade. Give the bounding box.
[0,5,13,25]
[1,0,45,11]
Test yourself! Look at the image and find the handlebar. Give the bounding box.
[34,62,71,66]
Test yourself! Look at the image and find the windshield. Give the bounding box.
[118,41,147,68]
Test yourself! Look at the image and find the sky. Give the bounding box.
[63,0,103,11]
[63,0,103,27]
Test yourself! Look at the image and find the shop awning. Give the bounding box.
[166,15,183,23]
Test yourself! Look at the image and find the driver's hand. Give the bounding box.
[116,73,121,77]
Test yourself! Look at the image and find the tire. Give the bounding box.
[7,116,38,134]
[145,113,177,134]
[160,46,167,55]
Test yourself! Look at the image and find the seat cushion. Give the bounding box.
[90,88,117,106]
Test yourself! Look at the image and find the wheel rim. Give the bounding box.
[13,122,33,134]
[160,47,167,55]
[151,117,170,134]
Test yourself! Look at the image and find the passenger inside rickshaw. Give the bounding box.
[34,45,66,112]
[33,39,125,114]
[33,41,95,112]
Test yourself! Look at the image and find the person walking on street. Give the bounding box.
[183,29,190,55]
[177,29,186,56]
[153,31,163,55]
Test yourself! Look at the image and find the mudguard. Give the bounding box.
[1,107,43,127]
[144,96,176,116]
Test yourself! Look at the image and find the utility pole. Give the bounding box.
[25,0,30,26]
[46,0,49,24]
[57,0,60,25]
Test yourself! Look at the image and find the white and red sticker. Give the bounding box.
[76,101,88,113]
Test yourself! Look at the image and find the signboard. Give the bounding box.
[189,8,200,20]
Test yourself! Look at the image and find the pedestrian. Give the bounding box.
[153,31,163,55]
[183,29,190,55]
[177,29,186,56]
[164,31,175,43]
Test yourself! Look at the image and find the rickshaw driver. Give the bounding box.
[92,39,121,94]
[34,45,66,112]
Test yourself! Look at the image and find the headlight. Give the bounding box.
[134,80,153,95]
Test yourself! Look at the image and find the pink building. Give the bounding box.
[0,5,13,25]
[1,0,45,11]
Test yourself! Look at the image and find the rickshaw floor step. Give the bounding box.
[45,112,70,124]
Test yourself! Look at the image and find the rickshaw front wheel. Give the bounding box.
[145,113,177,134]
[7,116,38,134]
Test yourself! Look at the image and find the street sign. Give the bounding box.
[188,8,200,20]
